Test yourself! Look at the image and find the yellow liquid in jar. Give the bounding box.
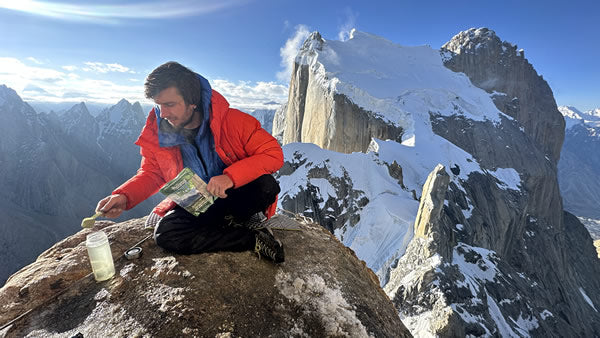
[87,244,115,281]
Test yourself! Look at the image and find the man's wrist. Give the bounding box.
[113,193,128,208]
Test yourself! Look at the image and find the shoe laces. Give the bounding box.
[254,236,278,261]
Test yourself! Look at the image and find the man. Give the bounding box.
[96,61,285,263]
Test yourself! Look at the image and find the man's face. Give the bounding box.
[153,87,197,129]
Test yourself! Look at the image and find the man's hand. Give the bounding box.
[96,194,128,218]
[207,174,234,198]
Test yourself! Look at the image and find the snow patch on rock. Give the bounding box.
[276,271,373,337]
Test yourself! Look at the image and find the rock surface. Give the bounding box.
[389,29,600,337]
[272,101,288,144]
[413,164,449,240]
[0,215,411,337]
[276,28,600,336]
[441,27,565,163]
[281,32,403,153]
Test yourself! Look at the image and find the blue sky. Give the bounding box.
[0,0,598,112]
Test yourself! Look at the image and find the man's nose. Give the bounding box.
[159,107,170,118]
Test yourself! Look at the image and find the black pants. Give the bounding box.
[154,174,280,255]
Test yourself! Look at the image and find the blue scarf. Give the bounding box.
[154,73,226,183]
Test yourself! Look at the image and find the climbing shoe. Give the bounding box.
[145,211,163,230]
[224,212,267,230]
[254,227,285,263]
[245,212,268,230]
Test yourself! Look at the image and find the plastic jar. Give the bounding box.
[86,231,115,282]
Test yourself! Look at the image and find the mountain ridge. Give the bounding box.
[277,27,600,336]
[0,87,160,286]
[557,105,600,220]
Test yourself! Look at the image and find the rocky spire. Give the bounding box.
[278,28,600,336]
[442,27,565,163]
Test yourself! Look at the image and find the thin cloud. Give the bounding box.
[0,0,250,24]
[62,65,78,72]
[0,56,286,110]
[83,62,134,74]
[277,24,310,83]
[26,57,43,64]
[0,57,64,85]
[212,78,288,112]
[23,84,50,94]
[0,57,145,104]
[62,91,87,99]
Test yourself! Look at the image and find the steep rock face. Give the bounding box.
[387,162,600,337]
[0,216,411,337]
[272,101,288,143]
[413,164,450,239]
[388,30,600,336]
[387,30,600,336]
[441,28,565,163]
[276,29,600,336]
[277,148,370,234]
[282,32,404,153]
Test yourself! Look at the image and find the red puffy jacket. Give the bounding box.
[112,90,283,218]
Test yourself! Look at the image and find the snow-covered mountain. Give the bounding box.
[276,28,600,336]
[558,105,600,230]
[0,88,160,286]
[247,108,276,135]
[559,106,600,128]
[96,99,148,182]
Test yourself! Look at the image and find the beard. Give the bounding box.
[168,108,197,131]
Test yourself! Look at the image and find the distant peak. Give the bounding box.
[97,98,146,125]
[587,108,600,118]
[66,101,90,116]
[558,106,583,120]
[0,84,21,101]
[0,85,32,115]
[116,98,131,107]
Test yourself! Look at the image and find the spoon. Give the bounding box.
[81,211,103,228]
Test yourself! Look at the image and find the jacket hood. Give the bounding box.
[155,73,213,147]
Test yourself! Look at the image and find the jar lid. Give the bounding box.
[86,231,109,247]
[124,247,143,260]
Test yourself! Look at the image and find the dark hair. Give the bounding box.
[144,61,202,106]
